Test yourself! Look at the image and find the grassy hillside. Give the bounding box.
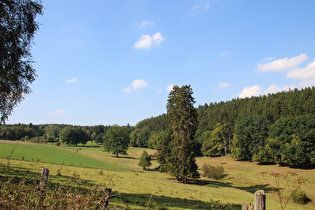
[0,140,314,209]
[0,141,128,171]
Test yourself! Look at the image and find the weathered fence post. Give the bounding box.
[40,168,49,187]
[242,203,254,210]
[255,190,265,210]
[242,190,265,210]
[102,187,112,207]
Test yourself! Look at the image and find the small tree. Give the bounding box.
[138,150,151,170]
[103,126,129,157]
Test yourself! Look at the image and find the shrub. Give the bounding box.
[292,190,310,204]
[201,164,225,180]
[138,150,152,170]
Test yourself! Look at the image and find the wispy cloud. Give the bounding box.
[52,110,66,116]
[138,20,154,27]
[218,82,231,88]
[191,0,211,14]
[134,32,165,50]
[257,53,308,72]
[218,51,231,58]
[123,79,148,93]
[238,84,295,98]
[65,77,77,83]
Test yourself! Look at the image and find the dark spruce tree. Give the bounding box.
[158,85,199,183]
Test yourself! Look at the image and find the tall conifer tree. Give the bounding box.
[158,85,199,183]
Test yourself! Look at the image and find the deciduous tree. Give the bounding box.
[103,126,129,157]
[0,0,43,123]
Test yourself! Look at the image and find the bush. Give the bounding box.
[201,164,225,180]
[292,190,310,204]
[138,150,151,170]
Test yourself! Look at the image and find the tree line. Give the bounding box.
[1,86,314,167]
[132,86,315,167]
[0,124,112,145]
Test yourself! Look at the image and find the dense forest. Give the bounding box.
[1,87,315,167]
[132,86,315,167]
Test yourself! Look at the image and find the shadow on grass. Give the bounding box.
[113,156,137,160]
[112,192,241,210]
[192,179,277,194]
[0,162,97,188]
[0,163,40,182]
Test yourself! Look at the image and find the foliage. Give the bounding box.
[233,115,270,160]
[268,114,315,166]
[292,190,310,205]
[138,150,151,170]
[129,127,150,147]
[148,131,165,149]
[0,176,113,209]
[202,123,224,157]
[201,164,225,180]
[103,126,130,157]
[59,126,88,146]
[158,85,199,183]
[0,0,43,123]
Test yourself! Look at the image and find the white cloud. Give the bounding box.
[191,0,211,14]
[52,110,66,116]
[239,84,295,98]
[65,77,77,83]
[134,32,165,50]
[134,35,152,50]
[239,85,263,98]
[218,82,231,88]
[123,79,148,93]
[131,79,148,89]
[257,53,308,72]
[166,84,175,92]
[152,32,165,45]
[138,21,154,27]
[287,60,315,86]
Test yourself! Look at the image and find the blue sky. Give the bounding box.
[7,0,315,126]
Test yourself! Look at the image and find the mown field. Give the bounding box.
[0,140,314,209]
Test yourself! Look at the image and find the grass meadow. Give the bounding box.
[0,140,314,209]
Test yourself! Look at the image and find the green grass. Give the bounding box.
[0,142,128,171]
[1,140,315,209]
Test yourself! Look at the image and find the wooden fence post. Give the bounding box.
[242,203,254,210]
[255,190,265,210]
[40,168,49,187]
